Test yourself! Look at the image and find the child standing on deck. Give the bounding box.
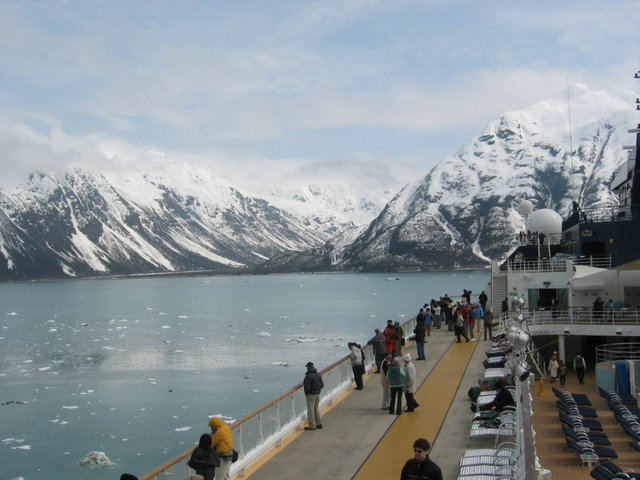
[558,360,567,387]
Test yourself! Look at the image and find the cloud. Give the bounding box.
[0,1,638,193]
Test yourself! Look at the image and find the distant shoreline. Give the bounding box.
[0,265,489,284]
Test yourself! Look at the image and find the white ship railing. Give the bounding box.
[596,342,640,362]
[523,308,640,326]
[499,255,612,272]
[139,316,417,480]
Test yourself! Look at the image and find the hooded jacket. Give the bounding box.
[208,417,233,453]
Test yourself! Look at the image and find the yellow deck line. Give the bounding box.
[352,339,478,480]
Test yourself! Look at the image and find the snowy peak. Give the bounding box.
[337,85,638,270]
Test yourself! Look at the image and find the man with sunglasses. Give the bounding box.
[400,438,442,480]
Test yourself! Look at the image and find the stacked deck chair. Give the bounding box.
[557,399,598,417]
[590,461,640,480]
[469,408,518,447]
[559,411,604,431]
[459,441,519,467]
[601,390,640,448]
[552,386,592,406]
[565,439,618,461]
[599,386,638,409]
[562,423,611,446]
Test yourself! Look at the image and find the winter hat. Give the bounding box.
[403,353,411,361]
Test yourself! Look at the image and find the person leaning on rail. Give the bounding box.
[208,416,234,480]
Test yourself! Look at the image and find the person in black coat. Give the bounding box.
[188,433,220,480]
[400,438,443,480]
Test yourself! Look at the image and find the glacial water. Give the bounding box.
[0,270,489,480]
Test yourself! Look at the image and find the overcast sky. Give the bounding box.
[1,0,639,194]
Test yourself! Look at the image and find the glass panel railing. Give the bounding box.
[140,317,414,480]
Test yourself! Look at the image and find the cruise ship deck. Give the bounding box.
[225,327,640,480]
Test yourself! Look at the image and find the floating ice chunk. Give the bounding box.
[252,389,260,393]
[174,350,184,353]
[12,445,31,450]
[48,328,57,332]
[296,337,318,343]
[162,325,171,329]
[38,367,51,371]
[6,312,18,316]
[257,331,271,337]
[174,426,191,432]
[177,315,189,319]
[63,405,79,409]
[162,340,171,344]
[271,361,290,367]
[146,307,153,310]
[102,346,115,350]
[264,321,272,325]
[79,451,113,466]
[195,337,205,340]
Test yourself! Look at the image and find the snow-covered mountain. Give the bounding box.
[333,85,637,270]
[264,184,391,226]
[1,85,636,279]
[0,162,364,280]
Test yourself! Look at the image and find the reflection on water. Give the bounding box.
[0,271,488,480]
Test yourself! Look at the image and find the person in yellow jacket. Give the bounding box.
[208,416,234,480]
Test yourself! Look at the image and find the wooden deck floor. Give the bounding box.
[531,372,640,479]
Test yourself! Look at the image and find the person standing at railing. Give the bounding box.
[188,433,220,480]
[366,329,386,374]
[593,297,605,322]
[303,361,324,431]
[208,417,234,480]
[348,342,365,390]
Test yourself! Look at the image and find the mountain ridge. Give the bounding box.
[0,85,636,280]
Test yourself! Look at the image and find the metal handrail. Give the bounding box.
[596,342,640,362]
[523,308,640,326]
[139,316,417,480]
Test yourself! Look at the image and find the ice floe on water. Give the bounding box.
[62,405,79,409]
[12,445,31,450]
[174,426,191,432]
[162,325,171,329]
[79,450,113,467]
[177,315,189,319]
[257,331,271,337]
[295,337,318,343]
[6,312,18,316]
[271,361,290,367]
